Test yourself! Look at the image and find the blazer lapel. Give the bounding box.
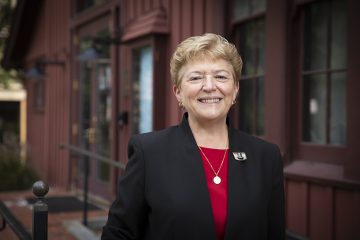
[178,114,218,240]
[224,125,252,240]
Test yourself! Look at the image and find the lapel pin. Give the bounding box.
[233,152,247,161]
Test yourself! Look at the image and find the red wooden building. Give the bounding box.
[2,0,360,239]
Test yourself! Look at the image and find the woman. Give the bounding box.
[102,33,285,240]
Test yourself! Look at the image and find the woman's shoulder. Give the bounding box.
[231,129,282,168]
[129,125,180,146]
[232,128,280,153]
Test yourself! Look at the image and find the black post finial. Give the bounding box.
[32,181,49,198]
[32,181,49,240]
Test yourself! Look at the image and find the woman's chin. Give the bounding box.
[190,111,227,123]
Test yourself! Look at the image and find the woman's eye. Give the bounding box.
[189,76,203,81]
[215,75,228,80]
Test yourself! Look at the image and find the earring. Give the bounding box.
[179,101,184,108]
[232,99,236,105]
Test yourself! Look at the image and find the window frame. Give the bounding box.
[301,0,347,146]
[229,0,267,136]
[292,0,348,165]
[126,36,167,136]
[131,44,154,134]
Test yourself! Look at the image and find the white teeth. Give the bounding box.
[199,98,220,103]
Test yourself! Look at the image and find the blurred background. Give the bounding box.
[0,0,359,239]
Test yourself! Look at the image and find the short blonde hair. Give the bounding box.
[170,33,243,87]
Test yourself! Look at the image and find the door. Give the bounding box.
[75,17,114,199]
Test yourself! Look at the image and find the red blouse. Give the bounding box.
[199,147,229,240]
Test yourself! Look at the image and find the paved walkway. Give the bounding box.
[0,188,109,240]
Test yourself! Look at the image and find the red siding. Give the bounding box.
[335,189,360,239]
[286,178,360,240]
[48,0,70,187]
[308,185,333,240]
[25,3,47,179]
[286,181,308,235]
[193,0,205,36]
[25,0,70,188]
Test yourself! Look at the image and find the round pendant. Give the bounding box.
[213,176,221,184]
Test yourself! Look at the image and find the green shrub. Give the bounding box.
[0,150,39,191]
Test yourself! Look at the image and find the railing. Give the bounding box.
[59,144,125,226]
[0,202,31,240]
[0,180,49,240]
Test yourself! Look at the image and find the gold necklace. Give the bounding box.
[198,146,228,184]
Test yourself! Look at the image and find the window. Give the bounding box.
[95,61,111,181]
[132,46,154,134]
[302,0,347,145]
[232,0,266,135]
[233,0,265,20]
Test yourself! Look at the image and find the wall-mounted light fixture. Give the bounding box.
[25,64,44,80]
[24,59,65,80]
[76,42,103,62]
[76,34,123,62]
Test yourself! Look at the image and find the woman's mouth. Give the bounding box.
[198,98,222,103]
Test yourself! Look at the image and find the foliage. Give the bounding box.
[0,0,12,49]
[0,1,33,191]
[0,0,12,44]
[0,149,39,191]
[0,130,39,191]
[0,66,18,88]
[0,0,20,88]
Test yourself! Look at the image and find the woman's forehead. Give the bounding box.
[183,58,233,73]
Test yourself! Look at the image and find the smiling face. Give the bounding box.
[173,58,239,125]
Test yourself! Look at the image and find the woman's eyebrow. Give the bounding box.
[186,71,204,76]
[188,71,203,74]
[185,69,231,77]
[213,69,230,73]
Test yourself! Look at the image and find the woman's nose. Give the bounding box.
[202,75,216,91]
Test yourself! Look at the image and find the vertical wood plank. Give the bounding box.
[211,0,225,34]
[286,180,308,235]
[181,0,193,38]
[335,189,360,240]
[153,0,161,9]
[171,0,181,47]
[122,0,128,26]
[144,0,150,12]
[136,0,142,17]
[49,0,54,183]
[161,0,170,13]
[308,184,333,240]
[204,0,213,32]
[129,0,135,23]
[193,0,204,35]
[167,0,182,125]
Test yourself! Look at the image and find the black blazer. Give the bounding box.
[102,114,285,240]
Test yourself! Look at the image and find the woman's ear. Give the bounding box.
[173,84,181,102]
[233,82,239,101]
